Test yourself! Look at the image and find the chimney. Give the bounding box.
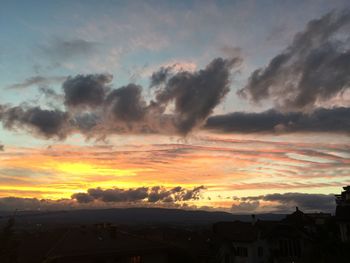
[296,206,299,212]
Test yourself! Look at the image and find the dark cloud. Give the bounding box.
[105,84,146,122]
[205,107,350,133]
[73,113,100,133]
[7,76,67,89]
[63,74,113,108]
[66,57,241,136]
[239,10,350,111]
[70,193,95,204]
[154,57,241,134]
[236,192,335,213]
[181,186,206,201]
[72,186,205,204]
[150,66,173,87]
[146,186,174,203]
[262,193,335,211]
[0,106,70,139]
[0,57,242,138]
[0,186,205,211]
[86,187,149,203]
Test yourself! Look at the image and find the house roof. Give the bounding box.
[282,207,314,226]
[213,221,264,242]
[213,219,310,243]
[44,225,172,261]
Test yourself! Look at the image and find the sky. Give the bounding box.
[0,0,350,213]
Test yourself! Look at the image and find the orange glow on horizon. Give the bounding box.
[0,133,349,208]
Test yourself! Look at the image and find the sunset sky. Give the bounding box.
[0,0,350,213]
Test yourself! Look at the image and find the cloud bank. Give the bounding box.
[232,192,335,213]
[206,107,350,133]
[0,57,240,139]
[0,186,205,211]
[72,186,205,204]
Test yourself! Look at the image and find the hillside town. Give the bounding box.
[0,186,349,263]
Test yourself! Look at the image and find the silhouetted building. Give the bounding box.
[4,186,350,263]
[213,214,313,263]
[335,185,350,242]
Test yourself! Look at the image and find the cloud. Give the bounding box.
[72,185,205,204]
[150,66,173,87]
[149,61,197,87]
[239,10,350,111]
[0,186,205,211]
[105,84,146,122]
[73,113,100,134]
[38,86,64,103]
[0,57,241,139]
[7,76,67,89]
[0,197,73,211]
[262,193,335,211]
[70,193,95,204]
[63,74,113,108]
[42,38,99,60]
[235,192,336,213]
[0,106,70,139]
[205,107,350,133]
[65,57,241,136]
[84,187,149,203]
[153,57,241,134]
[231,201,260,213]
[220,46,242,58]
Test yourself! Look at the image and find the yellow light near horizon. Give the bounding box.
[56,162,150,177]
[0,185,82,199]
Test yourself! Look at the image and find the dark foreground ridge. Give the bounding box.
[0,207,284,226]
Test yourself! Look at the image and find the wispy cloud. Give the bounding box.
[0,133,348,207]
[6,76,67,89]
[41,38,100,60]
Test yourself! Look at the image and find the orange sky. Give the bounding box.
[1,132,349,211]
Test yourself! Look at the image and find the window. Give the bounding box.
[235,246,248,257]
[130,255,141,263]
[279,239,301,257]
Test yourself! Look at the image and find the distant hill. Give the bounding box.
[0,207,285,226]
